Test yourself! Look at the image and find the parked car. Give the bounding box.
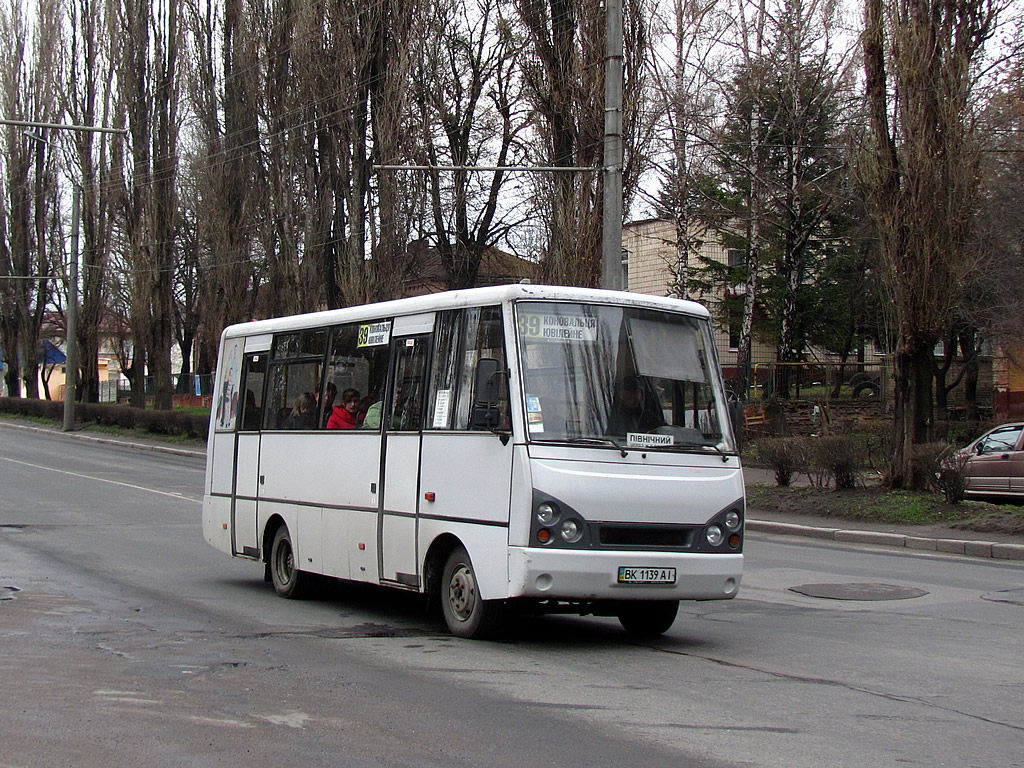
[960,422,1024,498]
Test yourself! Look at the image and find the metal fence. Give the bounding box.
[745,362,888,404]
[100,373,215,404]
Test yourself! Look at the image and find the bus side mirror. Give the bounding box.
[471,358,503,431]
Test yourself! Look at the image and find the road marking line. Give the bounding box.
[0,456,202,503]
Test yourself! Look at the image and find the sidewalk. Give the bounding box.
[4,419,1023,562]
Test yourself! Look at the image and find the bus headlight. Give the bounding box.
[560,518,583,543]
[724,510,741,531]
[705,525,724,547]
[537,502,559,525]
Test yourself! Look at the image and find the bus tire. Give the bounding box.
[617,600,679,637]
[270,525,310,599]
[441,545,503,639]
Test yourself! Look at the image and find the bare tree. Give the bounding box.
[645,0,731,299]
[413,0,530,289]
[516,0,648,286]
[0,0,62,398]
[860,0,999,488]
[63,0,121,403]
[184,0,262,372]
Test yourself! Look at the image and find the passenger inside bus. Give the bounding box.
[327,388,362,429]
[290,392,318,430]
[361,398,383,429]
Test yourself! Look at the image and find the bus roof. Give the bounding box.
[221,284,711,340]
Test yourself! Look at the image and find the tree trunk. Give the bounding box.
[890,342,934,490]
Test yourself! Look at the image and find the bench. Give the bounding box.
[743,406,768,433]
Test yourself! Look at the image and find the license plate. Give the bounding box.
[617,566,677,585]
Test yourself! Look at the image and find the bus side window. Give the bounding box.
[454,306,508,431]
[239,353,266,432]
[427,310,462,430]
[265,331,327,431]
[326,322,390,431]
[389,336,429,431]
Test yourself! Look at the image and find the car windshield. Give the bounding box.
[515,301,736,454]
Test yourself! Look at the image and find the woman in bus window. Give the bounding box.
[327,388,362,429]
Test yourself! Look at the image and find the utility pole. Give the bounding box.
[601,0,624,291]
[64,185,80,431]
[0,118,126,431]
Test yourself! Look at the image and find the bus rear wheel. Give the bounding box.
[270,525,310,599]
[617,600,679,637]
[441,545,503,639]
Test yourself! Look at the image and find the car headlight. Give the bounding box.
[724,510,741,531]
[705,525,724,547]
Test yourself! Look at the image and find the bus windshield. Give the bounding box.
[516,301,736,454]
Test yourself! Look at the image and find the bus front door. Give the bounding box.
[379,333,430,588]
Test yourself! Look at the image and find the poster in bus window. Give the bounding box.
[215,338,244,431]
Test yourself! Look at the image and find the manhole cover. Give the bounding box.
[789,582,929,601]
[981,588,1024,606]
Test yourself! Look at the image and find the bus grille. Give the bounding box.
[597,525,695,549]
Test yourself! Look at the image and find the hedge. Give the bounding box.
[0,397,208,441]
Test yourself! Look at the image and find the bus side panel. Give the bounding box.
[322,508,378,581]
[419,518,511,601]
[258,432,381,578]
[508,444,533,547]
[209,432,235,496]
[418,434,513,525]
[203,495,232,554]
[258,432,381,509]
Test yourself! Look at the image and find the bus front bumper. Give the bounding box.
[507,548,742,602]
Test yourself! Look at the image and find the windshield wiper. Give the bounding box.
[670,441,730,462]
[560,436,629,457]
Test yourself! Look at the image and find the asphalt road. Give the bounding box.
[1,422,1022,768]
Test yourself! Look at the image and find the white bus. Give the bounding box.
[203,285,744,638]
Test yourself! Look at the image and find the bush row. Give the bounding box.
[752,434,978,502]
[754,436,864,489]
[0,397,208,441]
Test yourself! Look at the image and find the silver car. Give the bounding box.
[962,422,1024,497]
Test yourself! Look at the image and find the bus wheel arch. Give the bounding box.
[437,542,505,639]
[423,534,462,601]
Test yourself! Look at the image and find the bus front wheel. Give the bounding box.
[617,600,679,637]
[441,545,503,639]
[270,525,310,599]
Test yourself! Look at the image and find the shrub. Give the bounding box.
[810,435,861,490]
[755,437,808,487]
[934,445,971,504]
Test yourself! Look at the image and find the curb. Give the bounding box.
[747,519,1024,562]
[0,420,205,460]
